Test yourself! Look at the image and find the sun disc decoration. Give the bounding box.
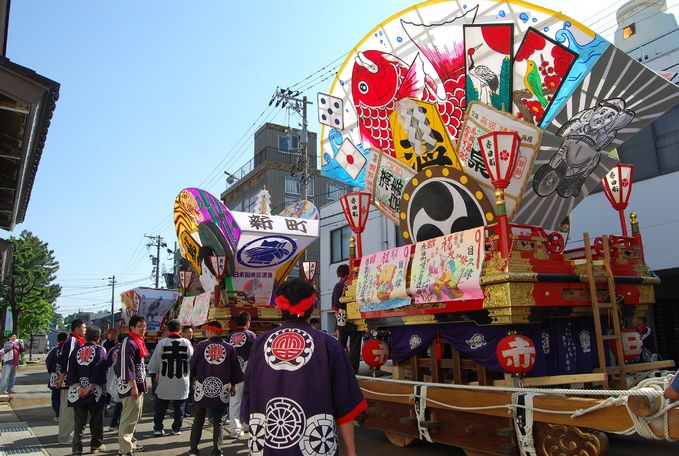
[399,166,494,243]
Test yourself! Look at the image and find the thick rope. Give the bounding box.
[357,374,668,396]
[358,371,679,441]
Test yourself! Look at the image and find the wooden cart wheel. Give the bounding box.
[384,431,417,447]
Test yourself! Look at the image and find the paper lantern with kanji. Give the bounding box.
[611,329,642,363]
[362,338,390,368]
[496,334,536,374]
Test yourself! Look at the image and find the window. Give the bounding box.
[623,24,635,40]
[327,183,342,201]
[618,125,658,182]
[307,178,315,197]
[278,135,299,153]
[285,177,300,195]
[330,226,352,263]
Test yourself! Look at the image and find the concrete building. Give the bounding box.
[572,0,679,362]
[221,122,351,279]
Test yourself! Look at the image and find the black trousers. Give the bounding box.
[73,403,104,454]
[339,329,362,374]
[190,406,225,455]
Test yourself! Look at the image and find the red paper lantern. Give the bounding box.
[611,329,642,363]
[496,334,536,374]
[477,131,521,189]
[601,163,634,236]
[178,270,195,293]
[301,260,318,283]
[362,338,389,368]
[339,191,371,258]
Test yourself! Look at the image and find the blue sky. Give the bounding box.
[4,0,674,317]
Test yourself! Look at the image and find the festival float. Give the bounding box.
[170,187,320,339]
[318,1,679,454]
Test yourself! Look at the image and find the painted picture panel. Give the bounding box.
[190,291,212,327]
[356,245,412,311]
[364,149,417,224]
[409,227,484,305]
[512,28,577,125]
[464,24,513,112]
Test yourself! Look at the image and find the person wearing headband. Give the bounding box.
[242,277,366,456]
[225,311,256,440]
[188,320,243,456]
[115,315,148,456]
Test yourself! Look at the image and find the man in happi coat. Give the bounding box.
[148,319,193,436]
[242,278,367,456]
[115,315,149,456]
[46,332,67,420]
[226,311,256,439]
[66,326,108,455]
[105,334,125,431]
[332,264,362,374]
[55,319,87,444]
[188,321,242,456]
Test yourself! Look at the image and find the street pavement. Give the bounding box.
[2,357,678,455]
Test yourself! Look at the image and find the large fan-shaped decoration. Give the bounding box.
[320,0,679,231]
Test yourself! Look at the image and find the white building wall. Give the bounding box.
[319,200,394,331]
[569,172,679,271]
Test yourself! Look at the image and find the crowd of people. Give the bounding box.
[40,276,365,456]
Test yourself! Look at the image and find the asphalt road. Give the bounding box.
[4,361,679,455]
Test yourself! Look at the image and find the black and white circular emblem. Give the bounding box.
[238,356,247,373]
[248,413,267,456]
[202,376,223,398]
[229,331,247,348]
[79,377,90,387]
[265,397,306,449]
[264,327,314,371]
[336,309,347,327]
[67,385,80,403]
[116,377,131,395]
[400,166,495,243]
[194,379,204,401]
[219,383,231,404]
[204,343,227,364]
[76,346,96,366]
[49,373,58,388]
[300,414,337,456]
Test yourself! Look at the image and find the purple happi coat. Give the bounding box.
[226,327,256,374]
[57,335,83,389]
[65,342,108,407]
[115,336,148,398]
[190,336,243,409]
[45,345,61,390]
[241,321,367,456]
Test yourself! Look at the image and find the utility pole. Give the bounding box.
[145,234,168,288]
[270,88,312,200]
[108,275,116,330]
